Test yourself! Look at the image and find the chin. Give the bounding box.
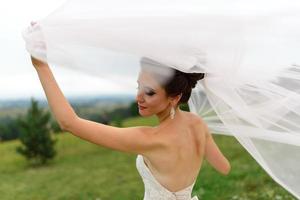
[139,110,151,117]
[139,112,147,117]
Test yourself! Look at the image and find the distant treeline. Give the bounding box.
[0,99,189,142]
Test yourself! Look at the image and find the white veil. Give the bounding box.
[22,0,300,198]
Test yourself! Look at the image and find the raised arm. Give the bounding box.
[30,56,163,155]
[203,122,231,175]
[31,56,77,129]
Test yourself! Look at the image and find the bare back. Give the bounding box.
[142,112,206,192]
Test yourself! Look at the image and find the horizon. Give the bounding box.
[0,93,136,102]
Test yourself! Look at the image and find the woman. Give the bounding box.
[30,55,230,200]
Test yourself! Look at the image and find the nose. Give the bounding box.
[135,90,144,103]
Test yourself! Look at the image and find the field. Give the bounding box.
[0,115,297,200]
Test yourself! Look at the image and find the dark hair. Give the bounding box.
[164,69,205,104]
[140,57,205,105]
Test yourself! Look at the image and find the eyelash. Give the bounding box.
[146,91,155,96]
[136,87,155,96]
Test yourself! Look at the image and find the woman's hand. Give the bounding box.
[28,21,48,69]
[31,55,48,69]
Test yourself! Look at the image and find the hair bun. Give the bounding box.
[185,73,205,88]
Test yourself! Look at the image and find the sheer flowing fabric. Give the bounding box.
[22,0,300,198]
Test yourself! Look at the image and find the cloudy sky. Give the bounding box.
[0,0,299,101]
[0,0,134,100]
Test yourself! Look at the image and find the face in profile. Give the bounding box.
[135,69,171,117]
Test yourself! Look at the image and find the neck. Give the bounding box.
[157,105,181,125]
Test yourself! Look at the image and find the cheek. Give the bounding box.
[146,96,167,108]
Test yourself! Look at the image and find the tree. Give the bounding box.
[50,117,62,134]
[0,116,22,141]
[179,103,190,112]
[16,98,57,165]
[129,101,139,117]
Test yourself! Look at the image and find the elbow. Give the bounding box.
[59,115,78,132]
[60,123,69,132]
[59,121,69,132]
[59,116,78,132]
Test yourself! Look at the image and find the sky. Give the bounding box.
[0,0,299,100]
[0,0,135,100]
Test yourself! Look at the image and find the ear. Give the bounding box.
[170,93,183,107]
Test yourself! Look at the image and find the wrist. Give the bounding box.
[31,56,49,69]
[35,64,50,72]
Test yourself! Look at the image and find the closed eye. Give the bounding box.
[146,91,155,96]
[136,87,155,96]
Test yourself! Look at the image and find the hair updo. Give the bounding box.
[140,57,205,106]
[164,69,205,104]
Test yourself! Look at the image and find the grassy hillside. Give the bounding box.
[0,116,297,200]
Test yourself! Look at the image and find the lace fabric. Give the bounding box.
[136,155,199,200]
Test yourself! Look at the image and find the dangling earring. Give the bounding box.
[170,106,175,119]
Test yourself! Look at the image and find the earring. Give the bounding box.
[170,106,175,119]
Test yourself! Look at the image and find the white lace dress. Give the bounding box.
[136,154,199,200]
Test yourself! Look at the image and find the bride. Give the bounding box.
[23,0,300,197]
[30,54,230,200]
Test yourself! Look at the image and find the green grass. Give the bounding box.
[0,116,297,200]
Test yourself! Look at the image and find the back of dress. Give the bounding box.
[136,154,199,200]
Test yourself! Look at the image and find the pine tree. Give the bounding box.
[50,117,62,134]
[16,97,57,165]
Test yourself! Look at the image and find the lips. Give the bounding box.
[138,105,147,109]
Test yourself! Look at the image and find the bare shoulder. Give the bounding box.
[184,111,204,124]
[138,125,169,146]
[184,112,208,136]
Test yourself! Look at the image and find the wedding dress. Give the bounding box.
[136,155,199,200]
[22,0,300,198]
